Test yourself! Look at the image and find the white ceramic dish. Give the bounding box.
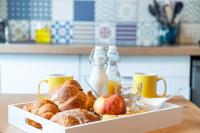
[136,97,169,111]
[137,88,183,111]
[8,102,182,133]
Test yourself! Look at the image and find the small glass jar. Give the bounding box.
[106,46,121,96]
[89,46,108,96]
[0,19,8,43]
[35,24,51,44]
[107,61,121,95]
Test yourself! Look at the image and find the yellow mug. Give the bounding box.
[38,74,73,99]
[133,73,167,98]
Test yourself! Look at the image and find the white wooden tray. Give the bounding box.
[8,102,182,133]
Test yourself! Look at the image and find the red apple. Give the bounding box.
[93,94,126,115]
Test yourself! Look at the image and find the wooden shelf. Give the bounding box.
[0,44,199,56]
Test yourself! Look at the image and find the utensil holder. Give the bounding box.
[159,24,179,45]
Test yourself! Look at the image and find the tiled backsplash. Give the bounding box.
[0,0,200,45]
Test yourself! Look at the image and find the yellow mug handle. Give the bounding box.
[156,77,167,97]
[37,80,48,99]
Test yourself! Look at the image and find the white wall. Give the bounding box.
[0,54,191,99]
[0,54,79,93]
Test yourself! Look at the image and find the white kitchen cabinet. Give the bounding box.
[0,54,79,93]
[0,54,191,99]
[80,55,190,78]
[80,55,190,99]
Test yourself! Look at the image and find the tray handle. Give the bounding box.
[25,117,43,131]
[9,105,65,133]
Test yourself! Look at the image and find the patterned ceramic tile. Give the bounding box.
[95,23,116,45]
[116,0,138,23]
[179,23,200,44]
[29,0,52,20]
[138,0,157,22]
[74,22,94,44]
[181,0,200,22]
[74,0,94,21]
[95,0,116,22]
[52,0,73,21]
[30,21,51,42]
[116,23,137,46]
[52,21,73,44]
[7,0,30,20]
[8,20,30,42]
[0,0,7,19]
[137,22,159,46]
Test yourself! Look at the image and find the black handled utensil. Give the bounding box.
[171,2,183,24]
[153,0,161,17]
[148,0,165,24]
[148,5,156,16]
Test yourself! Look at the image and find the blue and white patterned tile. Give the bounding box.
[74,22,94,44]
[179,23,200,44]
[52,0,73,21]
[7,0,30,20]
[52,21,73,44]
[116,0,138,23]
[181,0,200,22]
[74,0,94,22]
[137,22,159,46]
[29,0,52,20]
[30,21,51,41]
[95,23,116,45]
[95,0,116,22]
[116,23,137,46]
[8,20,30,42]
[0,0,7,19]
[138,0,156,22]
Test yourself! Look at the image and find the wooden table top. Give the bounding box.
[0,94,200,133]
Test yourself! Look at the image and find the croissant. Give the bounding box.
[31,99,60,119]
[23,103,42,128]
[86,91,96,110]
[23,99,59,128]
[50,109,99,127]
[23,103,33,112]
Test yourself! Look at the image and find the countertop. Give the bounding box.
[0,44,200,56]
[0,94,200,133]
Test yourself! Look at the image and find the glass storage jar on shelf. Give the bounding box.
[35,24,51,44]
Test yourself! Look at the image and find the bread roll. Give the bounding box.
[48,80,96,111]
[48,85,80,104]
[48,84,87,111]
[50,109,99,127]
[64,80,83,91]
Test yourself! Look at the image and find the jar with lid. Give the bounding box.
[106,45,121,96]
[35,23,51,44]
[89,46,108,96]
[0,19,8,43]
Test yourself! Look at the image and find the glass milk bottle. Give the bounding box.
[106,45,121,96]
[89,46,108,96]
